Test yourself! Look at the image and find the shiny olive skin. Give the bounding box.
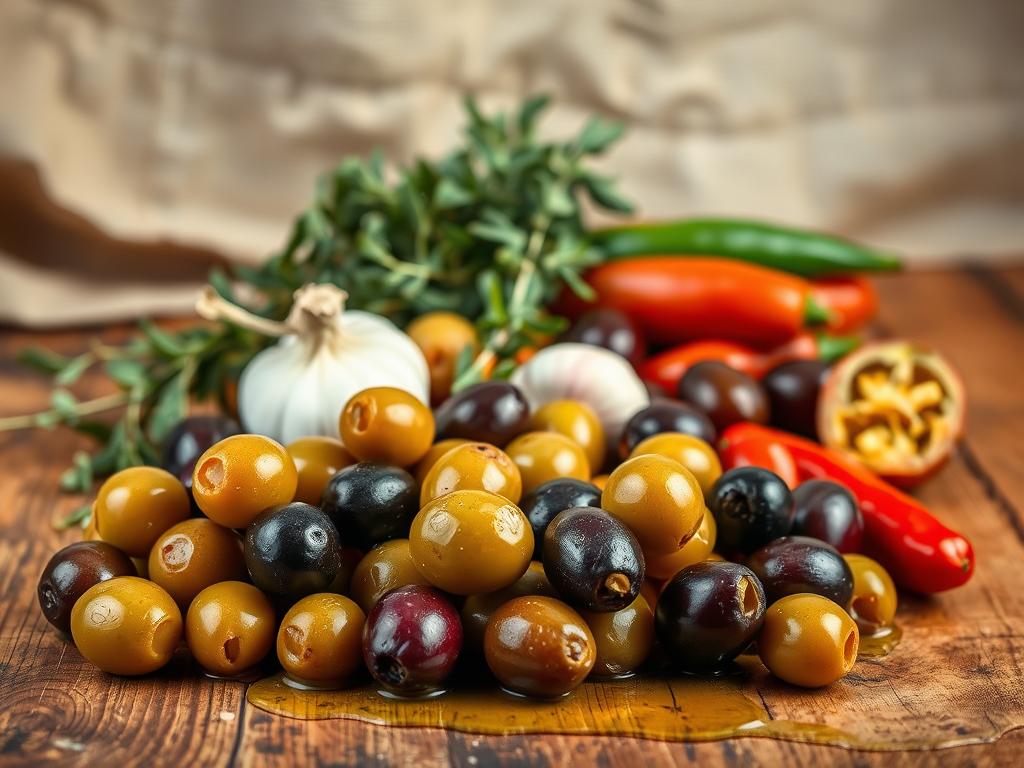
[419,442,522,506]
[645,510,716,580]
[763,360,829,439]
[619,400,717,458]
[148,518,247,608]
[340,387,435,467]
[38,541,135,635]
[413,438,470,486]
[505,431,591,494]
[320,463,418,551]
[484,596,596,698]
[629,432,722,496]
[520,478,602,559]
[845,554,898,634]
[277,593,366,688]
[677,361,770,432]
[530,399,606,472]
[287,436,355,506]
[543,507,644,612]
[362,585,462,696]
[708,467,794,556]
[192,434,298,529]
[602,454,704,558]
[759,593,859,687]
[94,467,191,557]
[460,562,556,653]
[70,577,182,676]
[791,479,864,553]
[746,536,854,606]
[243,503,341,599]
[434,381,531,446]
[407,311,479,405]
[349,539,431,614]
[562,309,646,367]
[655,561,766,672]
[186,581,276,676]
[581,594,655,678]
[162,415,241,501]
[410,490,533,595]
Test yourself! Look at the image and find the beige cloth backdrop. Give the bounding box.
[2,0,1023,326]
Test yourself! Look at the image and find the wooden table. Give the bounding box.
[1,266,1023,767]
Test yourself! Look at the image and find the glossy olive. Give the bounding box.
[655,561,766,672]
[791,479,864,553]
[845,554,898,634]
[630,432,722,496]
[484,596,596,698]
[434,381,531,446]
[192,434,298,529]
[409,490,533,595]
[286,436,355,506]
[186,581,276,676]
[277,593,366,687]
[678,361,769,432]
[618,400,717,458]
[93,467,191,557]
[520,478,602,559]
[362,585,462,696]
[601,454,704,557]
[460,561,556,653]
[162,415,241,499]
[645,509,716,580]
[38,541,135,635]
[413,438,470,485]
[349,539,431,614]
[708,467,794,556]
[339,387,435,467]
[746,536,854,606]
[759,593,859,687]
[543,507,644,612]
[562,309,646,367]
[505,431,590,494]
[406,311,479,404]
[530,399,606,472]
[148,518,247,608]
[763,359,829,439]
[243,503,341,598]
[419,442,522,506]
[581,594,655,678]
[70,576,182,675]
[321,463,418,550]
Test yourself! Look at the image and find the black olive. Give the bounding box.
[791,479,864,552]
[746,536,854,606]
[561,309,647,366]
[543,507,644,612]
[520,478,602,559]
[708,467,794,556]
[161,415,241,512]
[678,361,769,432]
[433,382,531,446]
[762,360,829,439]
[243,503,340,599]
[320,463,418,551]
[619,400,717,459]
[655,561,766,672]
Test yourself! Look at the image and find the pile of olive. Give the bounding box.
[38,374,898,699]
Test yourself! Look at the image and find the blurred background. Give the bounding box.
[1,0,1022,327]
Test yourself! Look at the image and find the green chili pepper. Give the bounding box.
[591,218,901,277]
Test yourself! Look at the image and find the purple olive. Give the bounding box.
[655,561,766,672]
[678,361,769,432]
[161,415,241,512]
[38,541,136,635]
[763,360,829,439]
[791,479,864,552]
[562,309,647,367]
[746,536,854,606]
[619,400,717,459]
[362,585,462,696]
[434,382,530,446]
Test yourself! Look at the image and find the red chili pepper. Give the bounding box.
[562,258,831,347]
[810,276,878,334]
[718,423,800,488]
[639,332,859,392]
[718,424,974,594]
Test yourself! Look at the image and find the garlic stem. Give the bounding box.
[195,287,291,338]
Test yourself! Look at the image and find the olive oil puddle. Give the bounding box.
[247,624,967,750]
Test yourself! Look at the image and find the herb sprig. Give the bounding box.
[5,95,632,514]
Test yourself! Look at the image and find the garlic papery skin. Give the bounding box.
[510,343,649,449]
[198,284,429,444]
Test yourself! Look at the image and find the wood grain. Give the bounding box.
[1,266,1023,767]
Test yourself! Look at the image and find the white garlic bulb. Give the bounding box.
[510,343,649,448]
[197,284,429,444]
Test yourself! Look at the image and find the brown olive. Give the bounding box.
[148,518,247,608]
[460,561,556,653]
[529,400,606,473]
[484,596,596,698]
[349,539,431,614]
[629,432,722,496]
[678,361,769,431]
[581,594,655,678]
[38,541,135,636]
[763,360,830,439]
[505,431,590,494]
[94,467,191,557]
[186,581,276,676]
[434,381,531,446]
[339,387,435,467]
[277,593,366,688]
[758,593,859,687]
[419,442,522,506]
[286,436,356,506]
